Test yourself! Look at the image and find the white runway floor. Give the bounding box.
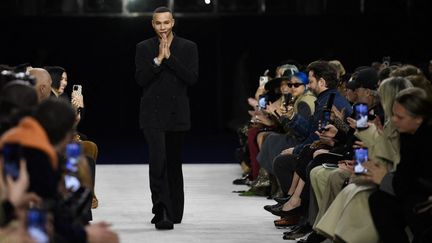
[92,164,295,243]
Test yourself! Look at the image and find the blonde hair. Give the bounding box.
[329,60,346,77]
[378,77,413,120]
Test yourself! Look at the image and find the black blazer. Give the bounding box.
[135,35,199,131]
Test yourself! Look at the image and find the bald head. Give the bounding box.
[29,68,52,102]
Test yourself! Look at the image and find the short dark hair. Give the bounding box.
[44,66,65,90]
[153,6,172,14]
[306,61,338,89]
[33,98,76,145]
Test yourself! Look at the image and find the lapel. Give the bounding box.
[170,34,178,55]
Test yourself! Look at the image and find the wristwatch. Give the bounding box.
[153,57,161,66]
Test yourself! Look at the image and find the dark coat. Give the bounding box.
[135,35,199,131]
[394,122,432,204]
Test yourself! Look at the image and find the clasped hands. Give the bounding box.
[156,33,171,63]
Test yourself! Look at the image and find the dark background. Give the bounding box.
[1,0,431,163]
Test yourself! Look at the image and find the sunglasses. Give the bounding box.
[287,83,304,88]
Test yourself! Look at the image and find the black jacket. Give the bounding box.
[135,35,199,131]
[393,122,432,204]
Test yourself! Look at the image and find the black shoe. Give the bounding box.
[151,214,161,224]
[263,203,282,213]
[283,224,312,239]
[272,205,303,217]
[233,175,251,185]
[274,195,291,204]
[155,209,173,230]
[282,224,302,235]
[298,231,326,243]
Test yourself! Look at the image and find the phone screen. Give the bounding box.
[320,110,331,131]
[355,103,368,129]
[2,143,21,180]
[354,147,368,174]
[27,208,49,243]
[258,95,267,110]
[64,143,81,192]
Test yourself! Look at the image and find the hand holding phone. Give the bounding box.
[71,85,84,110]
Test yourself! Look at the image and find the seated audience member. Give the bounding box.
[0,158,40,242]
[258,71,316,198]
[44,65,99,209]
[0,79,38,136]
[240,63,299,196]
[0,98,118,243]
[368,87,432,243]
[269,61,352,232]
[29,68,52,102]
[313,76,412,243]
[44,66,69,99]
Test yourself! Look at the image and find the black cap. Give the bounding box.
[354,67,378,90]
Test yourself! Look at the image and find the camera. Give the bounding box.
[2,143,22,181]
[382,56,391,67]
[355,103,368,130]
[354,147,368,175]
[1,70,36,88]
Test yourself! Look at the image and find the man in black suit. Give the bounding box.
[135,6,198,230]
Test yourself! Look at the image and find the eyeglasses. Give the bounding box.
[287,83,304,88]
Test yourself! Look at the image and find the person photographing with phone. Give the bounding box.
[44,66,99,211]
[135,6,198,230]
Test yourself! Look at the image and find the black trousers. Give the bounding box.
[143,129,185,223]
[273,154,299,195]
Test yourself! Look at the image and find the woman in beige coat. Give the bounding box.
[315,77,413,243]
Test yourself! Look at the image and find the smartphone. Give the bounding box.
[72,84,82,95]
[320,110,331,132]
[2,143,22,180]
[64,143,81,192]
[27,207,49,243]
[258,94,268,110]
[283,93,293,108]
[319,93,336,132]
[355,103,369,129]
[354,147,368,175]
[259,76,269,87]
